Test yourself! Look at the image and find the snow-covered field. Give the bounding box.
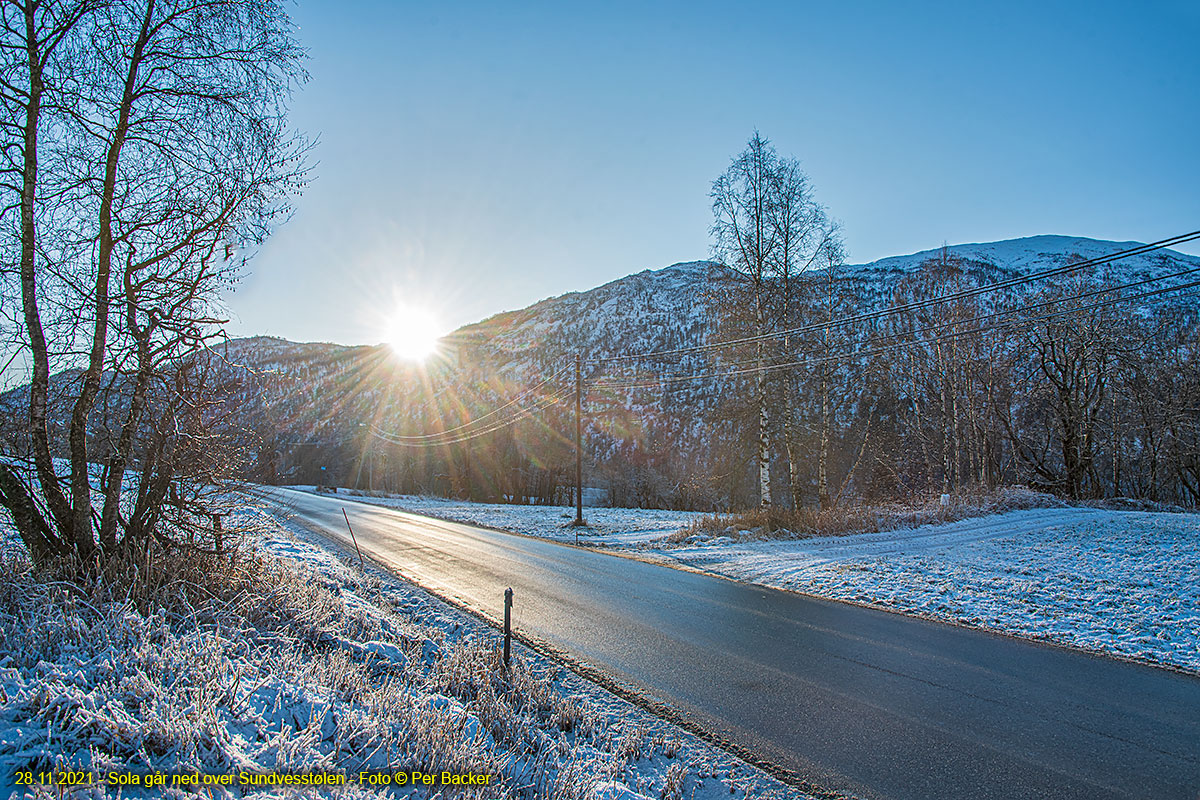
[298,489,705,547]
[300,489,1200,675]
[0,512,807,800]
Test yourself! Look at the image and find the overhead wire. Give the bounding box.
[369,390,572,447]
[274,367,552,448]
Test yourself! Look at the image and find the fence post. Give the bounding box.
[342,508,365,570]
[503,587,513,669]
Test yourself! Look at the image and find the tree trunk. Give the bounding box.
[784,372,802,509]
[66,0,156,558]
[757,339,771,508]
[818,363,831,510]
[18,6,73,548]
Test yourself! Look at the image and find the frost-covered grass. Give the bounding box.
[665,486,1064,545]
[303,486,1064,549]
[0,514,807,800]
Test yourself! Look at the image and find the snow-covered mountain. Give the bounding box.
[456,260,718,369]
[849,235,1194,289]
[871,235,1185,272]
[7,235,1200,495]
[455,235,1199,379]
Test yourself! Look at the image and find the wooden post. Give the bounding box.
[342,508,365,570]
[503,587,513,669]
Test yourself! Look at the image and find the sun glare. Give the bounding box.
[386,305,442,361]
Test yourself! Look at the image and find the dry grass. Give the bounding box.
[666,485,1064,545]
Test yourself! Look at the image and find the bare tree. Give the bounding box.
[711,132,778,507]
[709,132,843,508]
[1006,277,1115,499]
[0,0,307,568]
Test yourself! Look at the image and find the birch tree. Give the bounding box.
[710,132,844,508]
[0,0,307,568]
[711,132,777,508]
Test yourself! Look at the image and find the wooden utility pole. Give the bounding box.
[574,353,585,530]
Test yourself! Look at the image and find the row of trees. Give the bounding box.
[706,134,1200,509]
[0,0,307,568]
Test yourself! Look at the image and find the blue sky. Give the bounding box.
[223,0,1200,346]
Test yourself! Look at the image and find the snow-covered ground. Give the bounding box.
[0,511,808,800]
[296,488,704,547]
[297,489,1200,675]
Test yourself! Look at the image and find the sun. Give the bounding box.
[386,304,442,361]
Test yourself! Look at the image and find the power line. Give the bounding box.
[587,230,1200,367]
[274,373,547,448]
[369,390,571,447]
[280,385,570,451]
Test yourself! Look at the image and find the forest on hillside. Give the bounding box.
[593,136,1200,511]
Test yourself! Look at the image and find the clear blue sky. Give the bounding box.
[222,0,1200,346]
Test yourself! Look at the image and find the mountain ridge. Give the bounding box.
[236,235,1200,354]
[7,233,1199,504]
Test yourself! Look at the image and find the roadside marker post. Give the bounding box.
[342,508,365,571]
[503,587,513,669]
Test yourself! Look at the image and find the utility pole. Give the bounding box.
[574,352,585,532]
[353,422,368,490]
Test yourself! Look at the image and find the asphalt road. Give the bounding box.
[267,486,1200,800]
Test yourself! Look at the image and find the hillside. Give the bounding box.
[6,235,1200,507]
